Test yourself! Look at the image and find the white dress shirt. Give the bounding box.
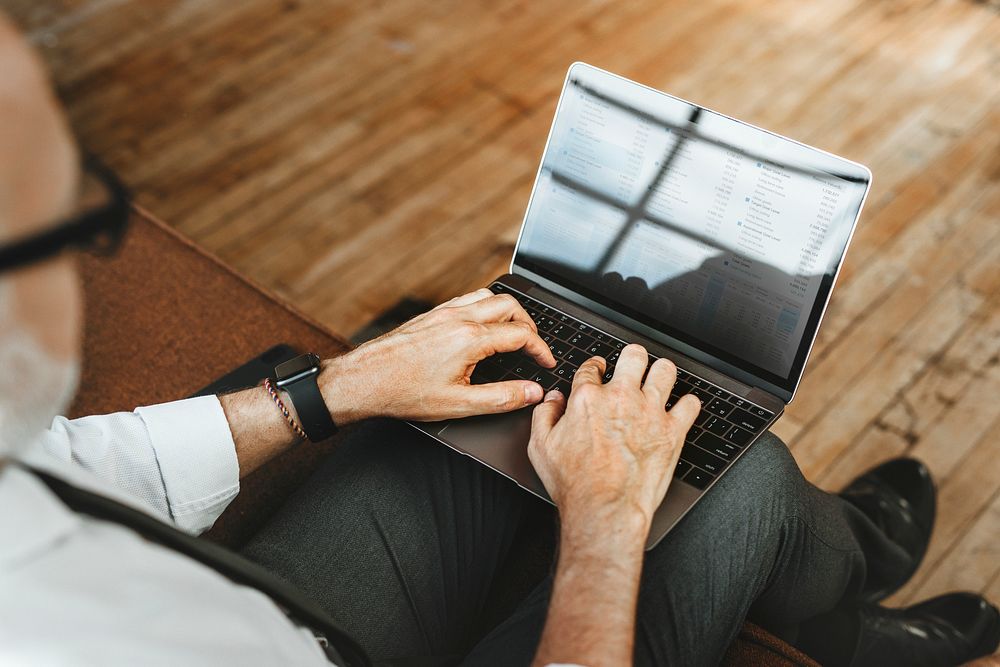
[0,396,331,666]
[0,397,580,667]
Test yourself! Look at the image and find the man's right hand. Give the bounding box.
[528,343,701,536]
[527,344,700,667]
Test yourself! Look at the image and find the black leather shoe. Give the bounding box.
[850,593,1000,667]
[840,458,936,602]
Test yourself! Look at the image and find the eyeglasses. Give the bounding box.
[0,156,132,274]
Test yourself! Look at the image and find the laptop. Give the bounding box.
[411,62,872,549]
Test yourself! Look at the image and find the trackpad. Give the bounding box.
[438,409,548,498]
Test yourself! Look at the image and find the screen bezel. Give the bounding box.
[510,63,873,403]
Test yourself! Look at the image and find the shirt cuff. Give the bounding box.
[136,396,239,534]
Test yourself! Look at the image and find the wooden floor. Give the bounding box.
[6,0,999,613]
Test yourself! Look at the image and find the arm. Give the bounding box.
[539,508,648,666]
[221,288,557,477]
[527,345,700,666]
[35,289,554,532]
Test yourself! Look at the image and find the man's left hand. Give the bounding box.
[319,288,557,423]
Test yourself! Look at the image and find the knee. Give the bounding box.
[720,431,807,509]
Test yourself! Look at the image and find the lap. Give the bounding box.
[245,423,859,666]
[242,419,531,662]
[465,433,861,666]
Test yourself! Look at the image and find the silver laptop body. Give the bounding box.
[412,63,872,549]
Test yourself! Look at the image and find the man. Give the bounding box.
[0,15,997,666]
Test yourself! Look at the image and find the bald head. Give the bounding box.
[0,12,79,242]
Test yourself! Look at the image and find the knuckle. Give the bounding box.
[514,320,534,334]
[458,320,483,339]
[430,307,454,323]
[496,293,519,308]
[498,385,522,410]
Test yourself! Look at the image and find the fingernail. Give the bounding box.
[544,389,562,402]
[525,383,543,403]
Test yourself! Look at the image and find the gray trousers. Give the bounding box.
[243,419,905,666]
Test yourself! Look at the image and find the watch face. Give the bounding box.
[275,353,319,382]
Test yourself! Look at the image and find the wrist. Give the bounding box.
[316,354,374,426]
[558,500,650,561]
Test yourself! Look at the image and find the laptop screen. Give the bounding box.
[512,63,871,396]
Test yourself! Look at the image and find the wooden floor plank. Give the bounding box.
[889,414,1000,605]
[6,0,998,613]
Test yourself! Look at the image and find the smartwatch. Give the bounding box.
[274,353,337,442]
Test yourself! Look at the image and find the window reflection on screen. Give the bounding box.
[515,65,869,381]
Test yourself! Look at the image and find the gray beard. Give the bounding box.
[0,280,80,458]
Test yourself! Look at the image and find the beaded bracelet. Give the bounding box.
[263,377,308,440]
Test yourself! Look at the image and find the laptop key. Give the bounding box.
[683,468,714,490]
[561,349,588,367]
[550,323,572,340]
[696,432,739,460]
[705,398,734,418]
[685,425,703,442]
[568,332,595,350]
[725,426,753,447]
[509,364,532,379]
[703,416,731,436]
[553,380,572,396]
[498,352,526,370]
[548,340,570,358]
[587,341,614,359]
[683,444,727,474]
[553,364,577,382]
[729,408,766,432]
[674,459,692,478]
[530,370,557,389]
[689,387,714,403]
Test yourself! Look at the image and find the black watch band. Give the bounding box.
[274,353,337,442]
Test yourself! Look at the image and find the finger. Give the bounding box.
[480,321,556,368]
[433,288,494,311]
[464,293,536,331]
[457,379,545,416]
[610,343,647,386]
[572,356,606,390]
[530,389,567,444]
[668,394,701,435]
[642,357,677,405]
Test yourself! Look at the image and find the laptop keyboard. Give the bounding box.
[471,283,775,491]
